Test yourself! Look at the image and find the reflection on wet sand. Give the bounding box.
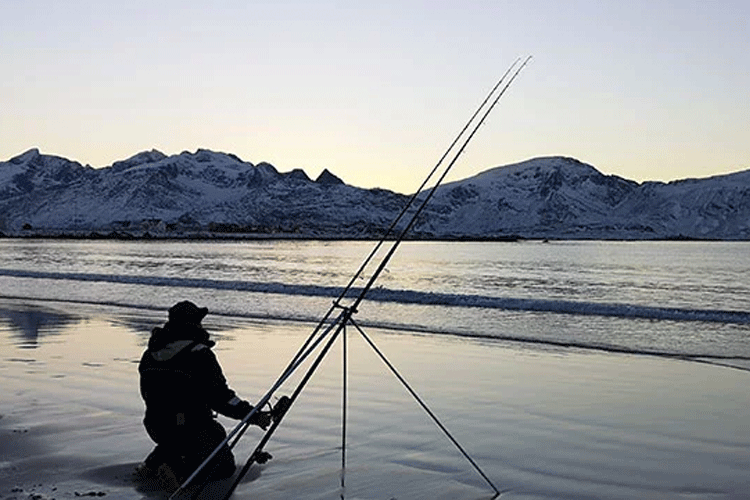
[0,303,78,347]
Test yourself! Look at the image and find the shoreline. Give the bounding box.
[2,232,746,242]
[4,296,750,372]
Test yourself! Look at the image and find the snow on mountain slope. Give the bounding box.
[0,149,92,198]
[413,156,750,239]
[415,157,641,238]
[1,149,748,239]
[0,148,408,237]
[615,170,750,239]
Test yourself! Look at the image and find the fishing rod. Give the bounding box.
[172,57,527,498]
[232,55,530,494]
[177,55,531,499]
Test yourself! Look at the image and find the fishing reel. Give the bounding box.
[271,395,291,422]
[252,396,292,465]
[254,450,273,464]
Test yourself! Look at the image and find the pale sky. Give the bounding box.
[2,1,748,192]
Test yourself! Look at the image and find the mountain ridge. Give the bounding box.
[1,149,748,240]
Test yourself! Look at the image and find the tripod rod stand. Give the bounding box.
[223,306,500,500]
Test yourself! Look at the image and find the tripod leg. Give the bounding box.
[351,319,501,497]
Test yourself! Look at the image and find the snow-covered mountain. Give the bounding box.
[420,157,750,240]
[0,148,407,238]
[1,149,748,240]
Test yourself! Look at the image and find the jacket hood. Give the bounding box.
[148,322,215,351]
[150,339,194,361]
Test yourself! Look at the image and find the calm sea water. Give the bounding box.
[0,239,748,368]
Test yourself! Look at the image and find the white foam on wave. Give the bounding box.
[1,268,749,326]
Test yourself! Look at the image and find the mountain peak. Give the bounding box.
[179,149,247,165]
[110,150,167,171]
[9,148,41,165]
[491,156,599,177]
[316,169,344,185]
[286,168,312,182]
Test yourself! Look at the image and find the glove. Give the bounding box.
[233,400,253,419]
[249,410,272,430]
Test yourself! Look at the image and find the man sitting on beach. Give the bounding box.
[135,300,271,491]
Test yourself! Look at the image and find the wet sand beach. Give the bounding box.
[1,298,749,500]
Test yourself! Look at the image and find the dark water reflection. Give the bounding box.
[0,303,79,348]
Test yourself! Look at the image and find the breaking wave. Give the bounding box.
[2,268,749,325]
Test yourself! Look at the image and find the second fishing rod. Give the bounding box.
[173,55,531,499]
[227,54,531,493]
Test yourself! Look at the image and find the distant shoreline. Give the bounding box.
[0,230,744,242]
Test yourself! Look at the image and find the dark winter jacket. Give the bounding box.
[138,322,251,441]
